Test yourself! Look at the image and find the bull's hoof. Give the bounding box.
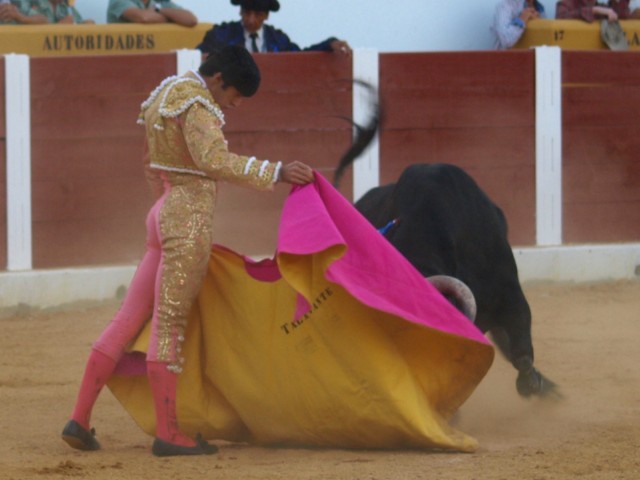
[516,368,542,397]
[516,368,561,398]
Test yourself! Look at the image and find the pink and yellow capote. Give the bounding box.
[108,174,495,452]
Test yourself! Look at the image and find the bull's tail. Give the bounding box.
[332,80,381,188]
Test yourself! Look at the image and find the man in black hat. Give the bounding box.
[197,0,351,57]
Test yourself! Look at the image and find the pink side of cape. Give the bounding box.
[278,173,490,345]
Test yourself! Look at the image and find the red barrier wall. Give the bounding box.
[27,53,352,269]
[30,54,176,269]
[379,51,537,247]
[2,50,639,271]
[562,51,640,243]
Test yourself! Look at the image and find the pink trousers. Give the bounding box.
[93,181,215,371]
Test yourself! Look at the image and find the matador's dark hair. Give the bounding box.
[199,45,261,97]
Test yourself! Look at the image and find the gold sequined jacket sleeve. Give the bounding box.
[181,103,281,191]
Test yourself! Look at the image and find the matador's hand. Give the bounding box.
[279,161,315,185]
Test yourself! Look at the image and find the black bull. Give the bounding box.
[352,163,557,398]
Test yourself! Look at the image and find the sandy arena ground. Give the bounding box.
[1,279,639,480]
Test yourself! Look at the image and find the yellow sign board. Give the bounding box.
[0,23,212,57]
[513,19,640,50]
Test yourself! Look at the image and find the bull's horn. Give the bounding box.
[426,275,477,322]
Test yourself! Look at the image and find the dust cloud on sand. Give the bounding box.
[1,280,638,480]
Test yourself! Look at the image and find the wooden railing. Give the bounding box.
[1,49,639,271]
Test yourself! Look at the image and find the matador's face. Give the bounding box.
[207,73,245,109]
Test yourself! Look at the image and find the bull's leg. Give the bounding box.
[488,309,559,399]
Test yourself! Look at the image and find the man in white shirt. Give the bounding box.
[197,0,350,57]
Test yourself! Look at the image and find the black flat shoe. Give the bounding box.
[61,420,101,451]
[151,434,218,457]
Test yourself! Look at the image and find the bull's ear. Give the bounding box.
[332,80,381,188]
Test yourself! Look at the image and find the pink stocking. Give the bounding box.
[147,361,196,447]
[70,349,117,430]
[68,196,165,434]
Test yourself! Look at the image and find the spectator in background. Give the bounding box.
[491,0,545,49]
[107,0,197,26]
[629,0,640,17]
[29,0,94,23]
[1,0,94,24]
[197,0,351,58]
[0,0,36,24]
[555,0,631,21]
